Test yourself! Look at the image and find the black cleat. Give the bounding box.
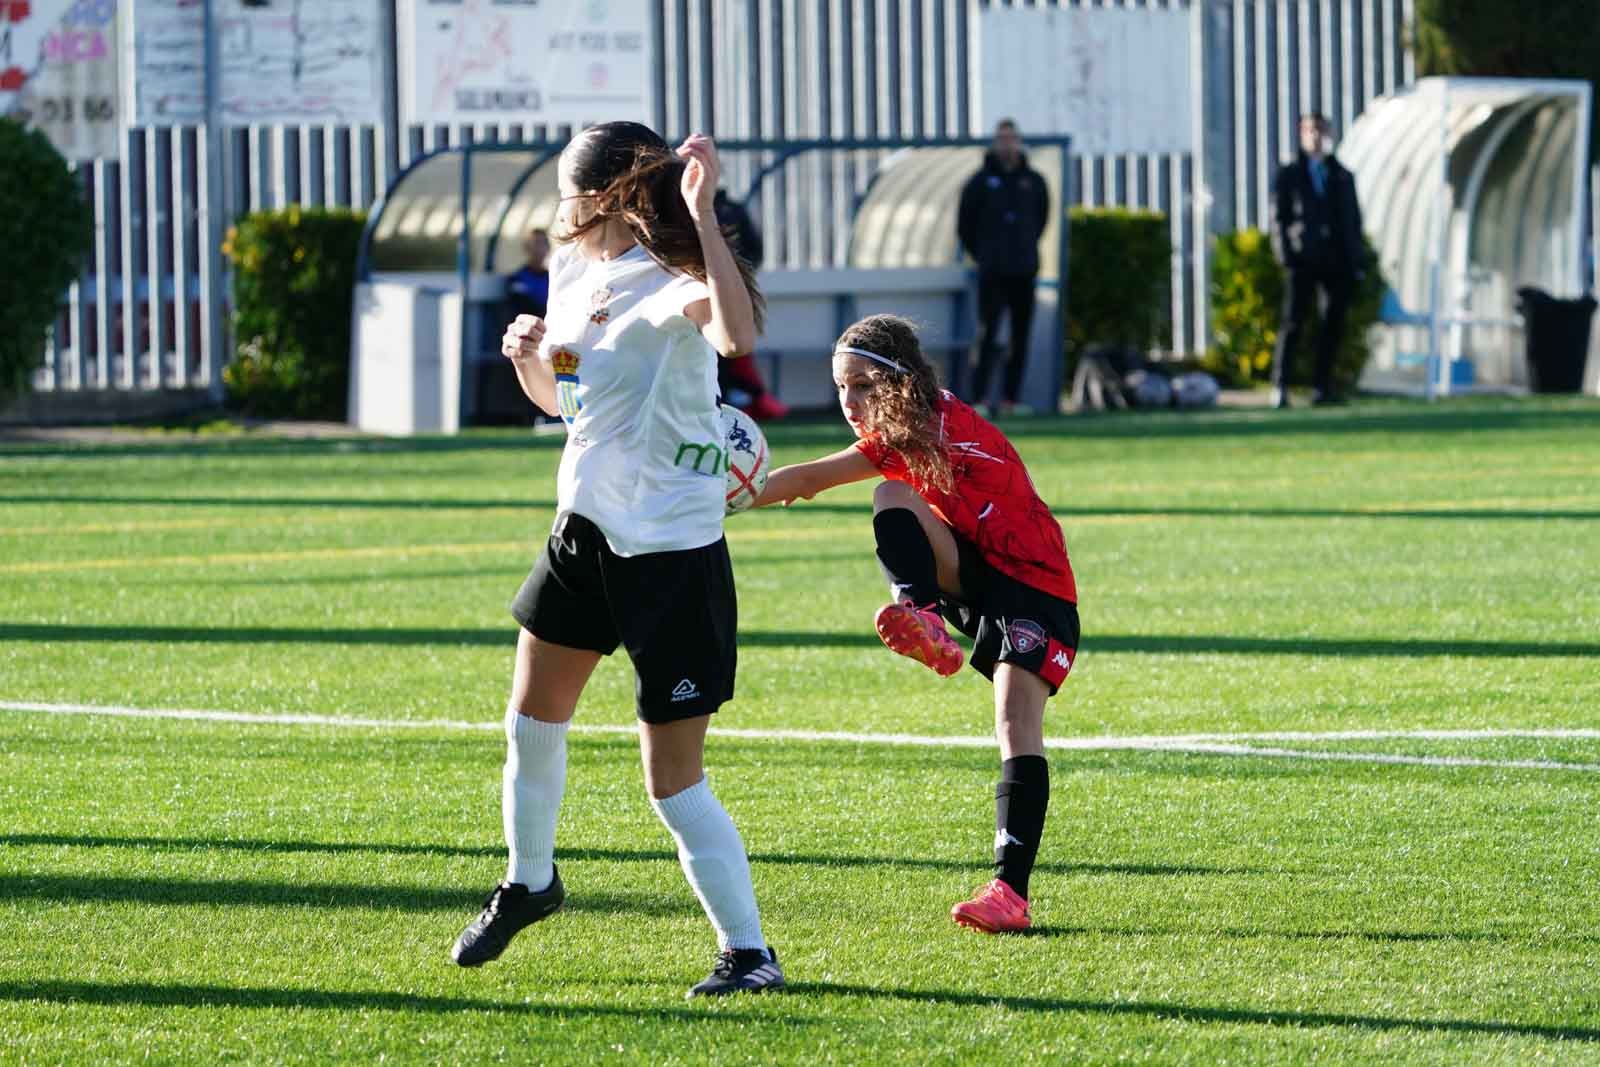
[686,946,786,998]
[450,867,565,966]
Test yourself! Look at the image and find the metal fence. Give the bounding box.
[38,0,1421,402]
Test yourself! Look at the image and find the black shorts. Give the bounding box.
[510,512,737,723]
[941,535,1080,696]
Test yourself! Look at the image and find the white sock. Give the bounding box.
[650,777,766,951]
[502,707,567,891]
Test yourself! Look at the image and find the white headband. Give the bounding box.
[834,345,906,374]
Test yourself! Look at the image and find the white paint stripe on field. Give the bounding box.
[1172,743,1600,774]
[4,700,1600,773]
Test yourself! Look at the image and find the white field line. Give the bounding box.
[4,700,1600,774]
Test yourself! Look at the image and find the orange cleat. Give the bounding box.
[951,878,1031,933]
[874,601,963,677]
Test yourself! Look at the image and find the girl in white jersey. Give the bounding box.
[449,122,784,998]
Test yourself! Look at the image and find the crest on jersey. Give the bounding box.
[550,347,583,421]
[589,286,614,326]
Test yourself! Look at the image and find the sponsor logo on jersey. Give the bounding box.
[1007,619,1046,654]
[550,347,583,421]
[588,286,614,326]
[673,439,724,476]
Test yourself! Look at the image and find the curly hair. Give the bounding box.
[837,314,952,493]
[560,122,765,331]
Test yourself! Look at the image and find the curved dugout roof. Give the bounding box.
[1339,77,1592,386]
[363,142,1065,279]
[365,148,562,276]
[848,146,1062,276]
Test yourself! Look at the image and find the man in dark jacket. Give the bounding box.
[958,119,1050,413]
[1270,112,1365,407]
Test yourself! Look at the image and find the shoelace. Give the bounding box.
[480,885,514,917]
[711,949,765,977]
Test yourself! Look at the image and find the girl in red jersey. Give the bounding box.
[755,313,1078,934]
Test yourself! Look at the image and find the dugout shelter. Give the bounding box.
[349,136,1072,433]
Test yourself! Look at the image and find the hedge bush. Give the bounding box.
[1204,228,1387,392]
[0,118,92,407]
[223,206,367,419]
[1066,208,1171,356]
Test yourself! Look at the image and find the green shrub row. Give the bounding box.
[1066,208,1172,356]
[223,206,367,419]
[0,118,92,407]
[1204,228,1387,392]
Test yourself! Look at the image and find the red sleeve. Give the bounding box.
[853,435,889,470]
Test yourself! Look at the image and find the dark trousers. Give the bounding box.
[968,272,1037,406]
[1274,266,1353,396]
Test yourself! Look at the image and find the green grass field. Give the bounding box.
[3,396,1599,1064]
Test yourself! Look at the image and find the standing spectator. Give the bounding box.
[713,188,788,421]
[1270,112,1365,407]
[506,228,552,319]
[958,119,1050,415]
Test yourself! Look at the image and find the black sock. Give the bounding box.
[994,755,1049,899]
[872,508,940,608]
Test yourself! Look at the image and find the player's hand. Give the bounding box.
[676,134,719,222]
[501,315,545,362]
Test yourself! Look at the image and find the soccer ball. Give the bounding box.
[1171,371,1221,409]
[720,403,769,514]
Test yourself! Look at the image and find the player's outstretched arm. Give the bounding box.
[756,446,879,508]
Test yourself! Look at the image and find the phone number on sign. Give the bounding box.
[16,97,117,124]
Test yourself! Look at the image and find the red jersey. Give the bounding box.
[855,391,1076,603]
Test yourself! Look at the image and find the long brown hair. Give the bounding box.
[561,122,765,331]
[838,314,953,493]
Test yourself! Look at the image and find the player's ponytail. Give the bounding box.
[837,315,953,493]
[561,122,765,331]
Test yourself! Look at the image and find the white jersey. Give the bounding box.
[540,243,723,556]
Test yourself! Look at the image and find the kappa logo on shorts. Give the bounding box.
[671,678,701,702]
[1040,638,1076,688]
[1007,619,1047,654]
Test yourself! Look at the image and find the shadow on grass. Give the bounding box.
[0,493,554,511]
[0,980,796,1022]
[790,982,1600,1043]
[117,564,530,590]
[0,835,1259,879]
[759,501,1600,521]
[0,872,691,917]
[5,623,1595,659]
[991,401,1600,443]
[1023,924,1556,946]
[0,434,567,461]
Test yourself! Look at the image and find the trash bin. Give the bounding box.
[1516,287,1597,393]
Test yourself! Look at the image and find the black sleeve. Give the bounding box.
[737,209,764,270]
[1270,164,1296,267]
[1343,173,1365,275]
[719,200,764,270]
[1033,169,1050,242]
[957,173,981,258]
